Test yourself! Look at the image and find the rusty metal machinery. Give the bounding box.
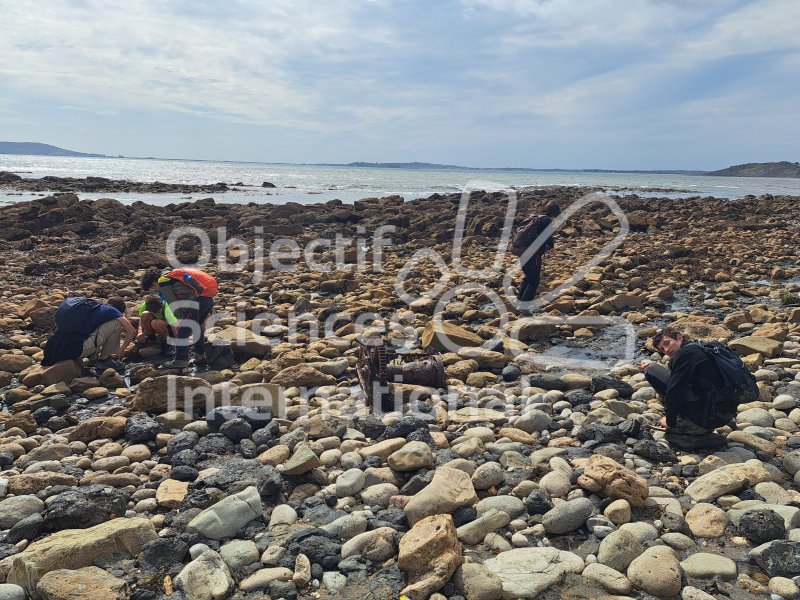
[355,336,445,412]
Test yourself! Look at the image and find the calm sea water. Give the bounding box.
[2,155,800,206]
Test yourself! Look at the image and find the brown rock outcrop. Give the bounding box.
[399,514,462,599]
[577,455,649,507]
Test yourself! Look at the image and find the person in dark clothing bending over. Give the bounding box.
[141,267,217,369]
[639,327,732,448]
[43,296,135,372]
[511,202,561,304]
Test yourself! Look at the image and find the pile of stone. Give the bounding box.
[0,188,797,599]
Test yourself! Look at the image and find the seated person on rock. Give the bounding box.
[136,294,177,350]
[639,327,736,448]
[43,296,135,372]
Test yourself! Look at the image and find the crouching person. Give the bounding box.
[43,296,135,373]
[639,327,746,450]
[136,294,176,348]
[140,267,217,369]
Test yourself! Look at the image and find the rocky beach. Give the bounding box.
[0,182,798,600]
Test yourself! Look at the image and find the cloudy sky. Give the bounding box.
[1,0,798,169]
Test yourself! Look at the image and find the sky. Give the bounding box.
[0,0,798,169]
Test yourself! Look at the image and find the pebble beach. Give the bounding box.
[0,178,799,600]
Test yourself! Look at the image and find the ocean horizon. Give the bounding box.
[3,154,800,207]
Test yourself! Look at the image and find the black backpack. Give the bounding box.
[689,341,758,427]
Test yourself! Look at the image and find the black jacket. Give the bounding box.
[664,344,725,427]
[519,215,555,268]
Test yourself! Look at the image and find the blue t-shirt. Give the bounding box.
[84,304,122,333]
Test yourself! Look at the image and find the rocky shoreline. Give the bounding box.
[0,172,232,195]
[0,187,798,600]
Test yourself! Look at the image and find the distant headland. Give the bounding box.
[0,141,115,158]
[2,141,798,178]
[705,161,800,178]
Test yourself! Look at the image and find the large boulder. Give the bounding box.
[421,321,484,352]
[36,567,128,600]
[67,417,127,443]
[7,517,156,597]
[404,467,478,525]
[685,459,772,502]
[483,548,584,598]
[186,486,263,540]
[174,549,234,600]
[577,455,648,507]
[21,361,81,388]
[207,326,271,357]
[128,375,213,413]
[510,316,561,341]
[399,514,462,599]
[0,354,34,373]
[729,336,782,358]
[269,364,335,389]
[627,546,682,597]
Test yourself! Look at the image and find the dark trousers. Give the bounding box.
[644,364,710,434]
[517,257,542,302]
[173,297,214,360]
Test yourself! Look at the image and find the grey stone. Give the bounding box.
[515,409,551,434]
[484,548,584,598]
[322,514,369,540]
[282,444,321,475]
[475,496,525,519]
[0,495,44,529]
[471,462,504,490]
[660,532,696,550]
[542,498,594,534]
[456,509,511,545]
[597,529,643,572]
[174,549,234,600]
[187,486,263,540]
[680,552,737,580]
[453,563,504,600]
[268,504,298,528]
[0,584,26,600]
[322,571,347,593]
[335,468,365,497]
[220,539,259,570]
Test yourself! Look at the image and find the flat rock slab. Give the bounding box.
[7,517,156,597]
[484,547,584,599]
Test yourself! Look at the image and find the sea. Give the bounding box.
[2,155,800,207]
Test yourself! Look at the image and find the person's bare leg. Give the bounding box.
[137,311,157,343]
[151,319,169,343]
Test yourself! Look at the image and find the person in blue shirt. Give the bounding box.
[43,296,136,372]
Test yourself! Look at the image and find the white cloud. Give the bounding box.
[678,0,800,60]
[0,0,797,165]
[0,0,406,131]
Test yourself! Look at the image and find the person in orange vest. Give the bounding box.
[140,267,217,368]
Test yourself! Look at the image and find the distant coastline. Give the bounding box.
[705,161,800,178]
[337,161,706,176]
[2,141,798,178]
[0,141,116,158]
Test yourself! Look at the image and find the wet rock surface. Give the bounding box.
[0,187,798,598]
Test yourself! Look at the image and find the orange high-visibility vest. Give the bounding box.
[163,268,218,298]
